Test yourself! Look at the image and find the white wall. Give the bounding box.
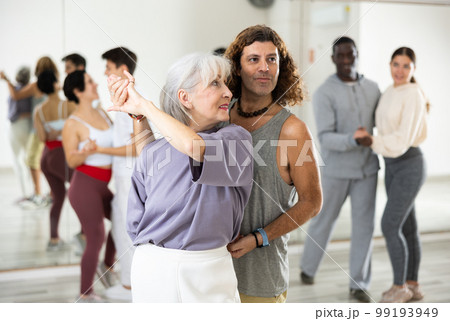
[0,0,64,167]
[0,0,269,167]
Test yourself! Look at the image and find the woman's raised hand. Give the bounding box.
[107,70,145,116]
[107,74,128,107]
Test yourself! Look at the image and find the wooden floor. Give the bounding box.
[1,168,450,271]
[0,232,449,303]
[0,168,449,303]
[286,232,450,303]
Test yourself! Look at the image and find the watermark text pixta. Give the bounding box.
[126,135,324,176]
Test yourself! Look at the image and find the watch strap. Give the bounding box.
[255,228,269,248]
[250,232,259,248]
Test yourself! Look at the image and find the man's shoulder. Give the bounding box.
[280,114,309,141]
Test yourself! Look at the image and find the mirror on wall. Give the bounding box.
[0,0,271,271]
[0,164,81,270]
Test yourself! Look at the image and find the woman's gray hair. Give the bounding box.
[160,52,231,126]
[16,66,31,85]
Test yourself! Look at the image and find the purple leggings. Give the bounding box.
[40,146,73,239]
[68,170,116,295]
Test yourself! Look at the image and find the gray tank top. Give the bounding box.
[230,101,295,297]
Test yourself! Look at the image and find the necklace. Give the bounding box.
[236,99,272,118]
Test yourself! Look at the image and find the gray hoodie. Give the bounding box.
[313,74,380,179]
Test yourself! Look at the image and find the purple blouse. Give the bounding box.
[8,85,32,122]
[127,124,253,251]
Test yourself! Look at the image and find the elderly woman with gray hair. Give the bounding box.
[107,53,253,303]
[1,67,33,200]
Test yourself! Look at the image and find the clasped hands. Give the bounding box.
[354,127,373,147]
[107,70,145,116]
[71,138,98,156]
[227,234,258,259]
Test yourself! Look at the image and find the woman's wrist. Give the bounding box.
[127,97,151,121]
[128,113,146,122]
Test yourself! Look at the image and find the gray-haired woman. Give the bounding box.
[108,53,254,303]
[1,67,33,200]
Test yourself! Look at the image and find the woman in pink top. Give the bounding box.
[355,47,429,303]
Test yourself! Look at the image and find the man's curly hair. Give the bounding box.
[224,25,304,107]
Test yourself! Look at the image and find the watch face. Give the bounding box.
[249,0,275,8]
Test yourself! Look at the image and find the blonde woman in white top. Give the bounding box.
[355,47,428,303]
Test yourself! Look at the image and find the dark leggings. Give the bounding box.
[68,170,116,295]
[40,146,73,239]
[381,147,425,285]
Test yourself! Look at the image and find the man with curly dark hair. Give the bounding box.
[225,25,322,302]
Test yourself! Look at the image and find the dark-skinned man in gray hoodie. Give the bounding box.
[300,36,380,303]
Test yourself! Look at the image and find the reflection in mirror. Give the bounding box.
[0,165,82,271]
[0,65,83,270]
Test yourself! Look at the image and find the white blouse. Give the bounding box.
[371,83,427,158]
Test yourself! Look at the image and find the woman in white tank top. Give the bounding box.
[34,71,76,251]
[62,70,135,303]
[34,71,76,144]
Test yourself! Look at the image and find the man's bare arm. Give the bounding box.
[228,116,322,258]
[263,116,322,242]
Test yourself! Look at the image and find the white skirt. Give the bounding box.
[131,243,240,303]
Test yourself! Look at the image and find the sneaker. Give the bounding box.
[19,194,45,210]
[96,262,118,288]
[350,289,372,303]
[72,232,86,256]
[407,283,424,301]
[300,271,315,285]
[104,284,132,302]
[75,293,105,303]
[46,239,66,252]
[380,285,413,303]
[42,194,53,207]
